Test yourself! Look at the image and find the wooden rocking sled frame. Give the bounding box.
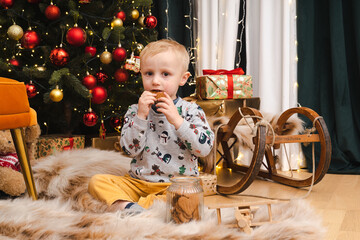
[210,107,332,195]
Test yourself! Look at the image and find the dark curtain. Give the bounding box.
[153,0,195,97]
[297,0,360,173]
[234,0,247,73]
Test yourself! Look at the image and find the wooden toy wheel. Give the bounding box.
[216,107,267,195]
[259,107,332,187]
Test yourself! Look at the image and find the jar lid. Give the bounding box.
[170,177,200,184]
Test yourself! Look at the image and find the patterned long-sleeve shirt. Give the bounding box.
[120,97,214,182]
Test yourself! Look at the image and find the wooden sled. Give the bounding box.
[214,107,332,195]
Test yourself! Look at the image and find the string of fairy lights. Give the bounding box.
[236,0,246,68]
[162,0,246,85]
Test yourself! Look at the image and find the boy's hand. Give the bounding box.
[137,91,156,120]
[155,93,184,129]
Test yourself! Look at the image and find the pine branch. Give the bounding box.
[49,68,69,85]
[64,74,90,99]
[0,59,10,72]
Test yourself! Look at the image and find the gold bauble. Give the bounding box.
[111,18,123,28]
[138,15,145,26]
[100,51,112,64]
[130,9,140,20]
[49,88,63,102]
[7,24,24,41]
[136,43,144,53]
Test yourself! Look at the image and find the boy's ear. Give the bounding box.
[179,72,191,86]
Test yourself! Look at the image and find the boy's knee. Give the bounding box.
[88,174,106,190]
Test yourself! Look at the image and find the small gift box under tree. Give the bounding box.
[36,135,85,159]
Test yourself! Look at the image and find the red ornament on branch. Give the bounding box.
[144,15,157,29]
[83,109,98,127]
[50,47,69,66]
[45,4,61,21]
[82,74,97,90]
[0,0,14,9]
[9,58,20,67]
[115,10,126,21]
[26,82,37,98]
[85,46,97,57]
[21,30,40,49]
[114,68,129,82]
[110,116,123,132]
[95,71,108,83]
[91,86,107,104]
[66,26,86,46]
[112,47,127,62]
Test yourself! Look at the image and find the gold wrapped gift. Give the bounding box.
[184,96,260,118]
[92,135,121,151]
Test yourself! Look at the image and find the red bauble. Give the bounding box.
[26,83,37,98]
[0,0,14,9]
[79,0,91,3]
[112,47,127,62]
[144,15,157,29]
[85,46,96,57]
[82,74,97,90]
[115,11,126,21]
[9,58,20,67]
[91,86,107,104]
[45,4,61,20]
[50,47,69,66]
[110,116,123,129]
[66,27,86,46]
[21,30,40,49]
[114,68,129,82]
[83,110,98,127]
[95,71,108,83]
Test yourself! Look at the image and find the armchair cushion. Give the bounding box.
[0,77,37,130]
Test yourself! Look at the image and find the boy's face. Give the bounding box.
[140,50,190,100]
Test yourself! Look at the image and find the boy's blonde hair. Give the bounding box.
[140,39,190,73]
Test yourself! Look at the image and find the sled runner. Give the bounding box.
[213,107,332,195]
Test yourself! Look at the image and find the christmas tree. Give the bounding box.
[0,0,158,136]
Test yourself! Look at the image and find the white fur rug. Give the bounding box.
[0,148,326,239]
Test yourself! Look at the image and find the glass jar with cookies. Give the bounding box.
[166,177,204,223]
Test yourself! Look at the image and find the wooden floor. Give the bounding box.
[212,169,360,240]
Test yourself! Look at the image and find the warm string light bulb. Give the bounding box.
[165,0,169,37]
[236,0,246,68]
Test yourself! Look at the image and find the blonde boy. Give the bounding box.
[88,39,214,213]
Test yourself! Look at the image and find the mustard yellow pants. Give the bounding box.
[88,174,171,209]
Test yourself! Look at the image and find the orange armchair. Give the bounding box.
[0,77,38,200]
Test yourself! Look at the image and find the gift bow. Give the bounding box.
[63,137,74,150]
[202,68,245,99]
[202,68,244,76]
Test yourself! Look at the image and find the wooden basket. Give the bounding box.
[199,172,217,196]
